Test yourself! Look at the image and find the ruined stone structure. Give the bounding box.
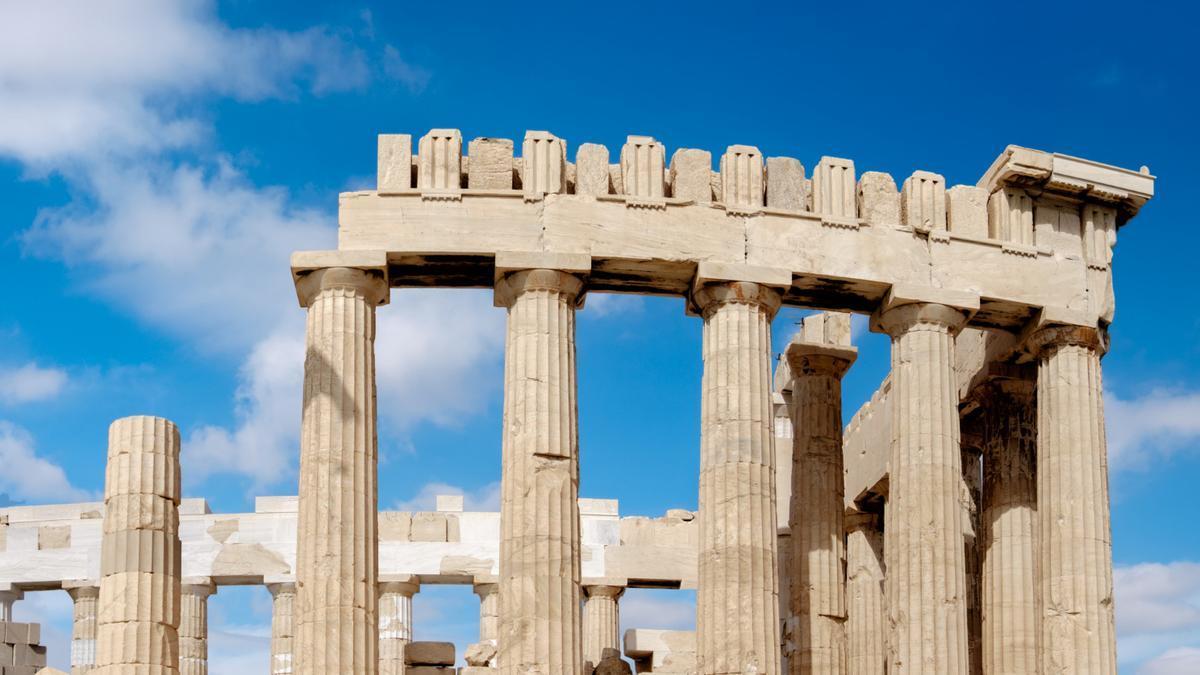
[0,130,1153,674]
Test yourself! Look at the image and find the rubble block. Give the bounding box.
[0,620,48,672]
[668,148,711,202]
[766,156,806,210]
[404,641,455,666]
[575,143,611,196]
[468,138,515,190]
[377,134,413,192]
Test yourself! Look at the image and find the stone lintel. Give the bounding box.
[582,577,628,590]
[494,251,592,280]
[869,283,979,334]
[693,261,791,289]
[290,249,389,306]
[182,577,217,596]
[61,579,101,590]
[379,574,420,596]
[1014,307,1105,361]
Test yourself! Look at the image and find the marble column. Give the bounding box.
[95,416,182,674]
[66,584,99,675]
[0,588,20,622]
[180,580,215,675]
[582,585,624,667]
[785,332,856,675]
[379,577,419,675]
[961,446,983,675]
[495,268,585,675]
[268,583,296,675]
[979,379,1038,675]
[294,266,388,675]
[693,280,783,675]
[876,303,970,674]
[474,581,500,645]
[845,512,886,675]
[1029,325,1116,674]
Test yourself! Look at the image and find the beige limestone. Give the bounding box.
[495,268,585,675]
[294,266,388,675]
[784,321,856,675]
[582,585,624,667]
[378,134,413,193]
[620,136,665,198]
[845,513,886,675]
[900,171,947,232]
[473,581,499,646]
[523,131,566,196]
[813,157,856,221]
[961,447,982,675]
[978,379,1038,675]
[624,629,697,674]
[418,129,463,190]
[874,303,970,674]
[693,280,782,675]
[669,148,712,202]
[857,172,900,228]
[766,157,806,211]
[988,188,1035,246]
[179,580,213,675]
[66,584,99,675]
[720,145,764,211]
[946,186,988,239]
[0,590,19,623]
[1029,325,1116,674]
[95,416,181,675]
[469,138,515,190]
[576,144,611,197]
[405,642,454,666]
[379,577,418,675]
[268,583,295,675]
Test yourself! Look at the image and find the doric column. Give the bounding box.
[180,579,215,675]
[582,585,624,667]
[268,583,296,675]
[978,378,1038,675]
[293,264,388,675]
[961,445,983,675]
[379,577,419,675]
[474,581,499,645]
[495,260,587,675]
[1029,325,1116,674]
[0,587,21,623]
[693,275,784,675]
[875,301,971,674]
[66,583,99,675]
[95,416,182,674]
[845,512,886,675]
[784,319,856,675]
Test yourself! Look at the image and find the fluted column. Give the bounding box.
[294,266,388,675]
[785,336,856,675]
[379,578,419,675]
[961,446,982,675]
[268,583,296,675]
[845,512,886,675]
[0,588,20,623]
[694,280,783,675]
[180,580,215,675]
[876,303,970,674]
[1029,325,1116,674]
[583,585,624,667]
[475,581,500,644]
[495,268,585,675]
[95,415,182,674]
[66,584,99,675]
[979,379,1038,675]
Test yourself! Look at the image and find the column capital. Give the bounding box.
[266,581,296,597]
[844,510,880,534]
[494,267,586,308]
[688,262,789,318]
[582,584,626,600]
[182,578,217,598]
[295,266,389,309]
[473,581,499,598]
[784,340,858,378]
[870,284,978,337]
[63,581,100,600]
[379,575,420,598]
[1026,323,1108,358]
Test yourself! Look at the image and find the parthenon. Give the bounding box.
[0,129,1153,674]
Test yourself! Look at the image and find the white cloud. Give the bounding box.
[585,292,645,318]
[394,480,502,513]
[1107,389,1200,469]
[0,421,91,503]
[0,0,369,166]
[1141,647,1200,674]
[1115,561,1200,670]
[0,363,68,405]
[620,589,695,633]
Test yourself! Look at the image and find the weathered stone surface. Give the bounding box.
[620,136,665,198]
[901,170,947,232]
[575,144,611,196]
[858,172,900,227]
[468,138,515,190]
[522,131,566,195]
[268,583,294,675]
[179,581,213,675]
[766,156,806,211]
[403,641,454,666]
[668,148,711,202]
[720,145,764,210]
[813,156,856,220]
[582,585,623,667]
[418,129,462,190]
[845,513,885,675]
[379,578,417,675]
[378,134,412,193]
[947,185,989,239]
[464,640,497,667]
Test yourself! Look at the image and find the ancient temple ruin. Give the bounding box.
[0,130,1154,674]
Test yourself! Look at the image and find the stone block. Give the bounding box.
[901,170,947,232]
[409,513,448,542]
[103,453,179,501]
[36,526,69,551]
[620,135,665,198]
[575,143,611,196]
[857,171,899,227]
[418,129,463,190]
[0,642,12,663]
[378,512,411,541]
[404,641,455,666]
[464,640,497,666]
[609,164,623,195]
[436,494,464,512]
[458,668,496,675]
[404,667,455,675]
[765,156,806,211]
[468,138,514,190]
[95,620,178,666]
[813,156,856,219]
[720,144,764,210]
[522,130,566,195]
[947,185,989,239]
[668,148,712,202]
[96,572,180,626]
[100,529,180,576]
[377,134,413,193]
[988,187,1034,244]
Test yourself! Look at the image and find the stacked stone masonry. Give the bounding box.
[0,129,1154,675]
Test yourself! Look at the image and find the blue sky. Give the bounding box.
[0,1,1197,672]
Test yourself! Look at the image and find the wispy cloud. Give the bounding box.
[394,481,502,513]
[0,421,91,503]
[1106,388,1200,470]
[0,363,68,405]
[1115,561,1200,671]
